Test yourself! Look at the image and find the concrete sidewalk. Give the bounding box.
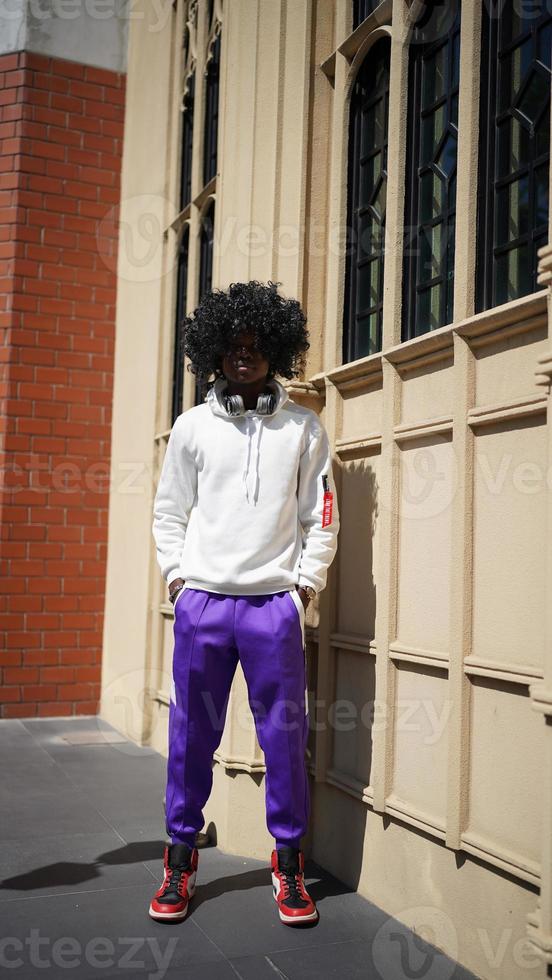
[0,716,478,980]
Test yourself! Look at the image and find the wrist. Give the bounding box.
[168,578,185,603]
[297,584,316,601]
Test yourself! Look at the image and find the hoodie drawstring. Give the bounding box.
[242,416,263,504]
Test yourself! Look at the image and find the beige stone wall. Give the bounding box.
[101,2,552,978]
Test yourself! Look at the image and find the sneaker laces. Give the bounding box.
[163,867,186,899]
[281,868,302,901]
[163,844,192,899]
[277,851,304,902]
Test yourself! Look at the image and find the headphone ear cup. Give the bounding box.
[224,393,245,416]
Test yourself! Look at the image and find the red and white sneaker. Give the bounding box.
[271,847,318,924]
[148,843,198,922]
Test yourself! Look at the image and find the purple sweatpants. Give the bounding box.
[166,587,309,850]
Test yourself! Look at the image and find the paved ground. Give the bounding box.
[0,716,479,980]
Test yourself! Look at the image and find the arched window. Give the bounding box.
[203,31,221,186]
[476,4,551,311]
[180,72,195,210]
[172,225,190,423]
[353,0,379,31]
[343,37,390,362]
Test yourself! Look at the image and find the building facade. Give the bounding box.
[100,2,552,979]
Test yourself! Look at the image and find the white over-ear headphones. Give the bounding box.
[224,391,275,416]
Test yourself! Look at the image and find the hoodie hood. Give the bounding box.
[206,376,290,504]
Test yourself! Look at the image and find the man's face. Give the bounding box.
[221,330,270,385]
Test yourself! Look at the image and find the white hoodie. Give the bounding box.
[151,376,340,596]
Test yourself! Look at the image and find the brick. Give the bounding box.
[86,134,116,154]
[47,126,82,148]
[0,54,20,72]
[19,382,54,400]
[75,665,101,682]
[37,702,72,717]
[25,649,59,666]
[78,200,109,220]
[42,229,77,249]
[19,278,58,300]
[19,52,51,72]
[27,178,63,197]
[37,298,74,317]
[17,190,42,208]
[51,94,82,114]
[0,91,18,108]
[21,139,65,161]
[16,88,49,109]
[44,194,79,214]
[3,104,26,122]
[2,703,37,718]
[79,167,115,187]
[4,70,26,89]
[34,72,71,96]
[46,526,80,543]
[21,684,57,702]
[19,122,49,141]
[74,701,99,715]
[40,666,74,683]
[15,155,47,175]
[59,649,92,665]
[69,113,101,134]
[86,101,124,123]
[5,667,40,684]
[53,60,85,81]
[69,147,103,169]
[0,651,22,667]
[84,66,118,88]
[27,208,63,229]
[57,683,93,701]
[65,181,98,202]
[45,162,77,181]
[0,686,21,703]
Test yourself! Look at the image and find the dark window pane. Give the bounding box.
[195,203,215,406]
[402,2,460,340]
[499,39,532,113]
[477,3,551,311]
[536,110,550,158]
[203,32,221,186]
[495,175,530,245]
[497,115,531,178]
[422,44,447,109]
[353,0,379,30]
[495,246,531,305]
[416,282,442,334]
[535,164,548,227]
[180,72,195,209]
[356,313,379,357]
[199,202,214,301]
[343,37,390,362]
[171,227,189,423]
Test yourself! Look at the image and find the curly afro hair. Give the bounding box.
[180,280,310,393]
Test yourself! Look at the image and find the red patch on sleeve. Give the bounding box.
[322,491,333,527]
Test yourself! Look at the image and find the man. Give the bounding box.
[150,280,339,925]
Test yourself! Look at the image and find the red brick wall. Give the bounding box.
[0,51,125,718]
